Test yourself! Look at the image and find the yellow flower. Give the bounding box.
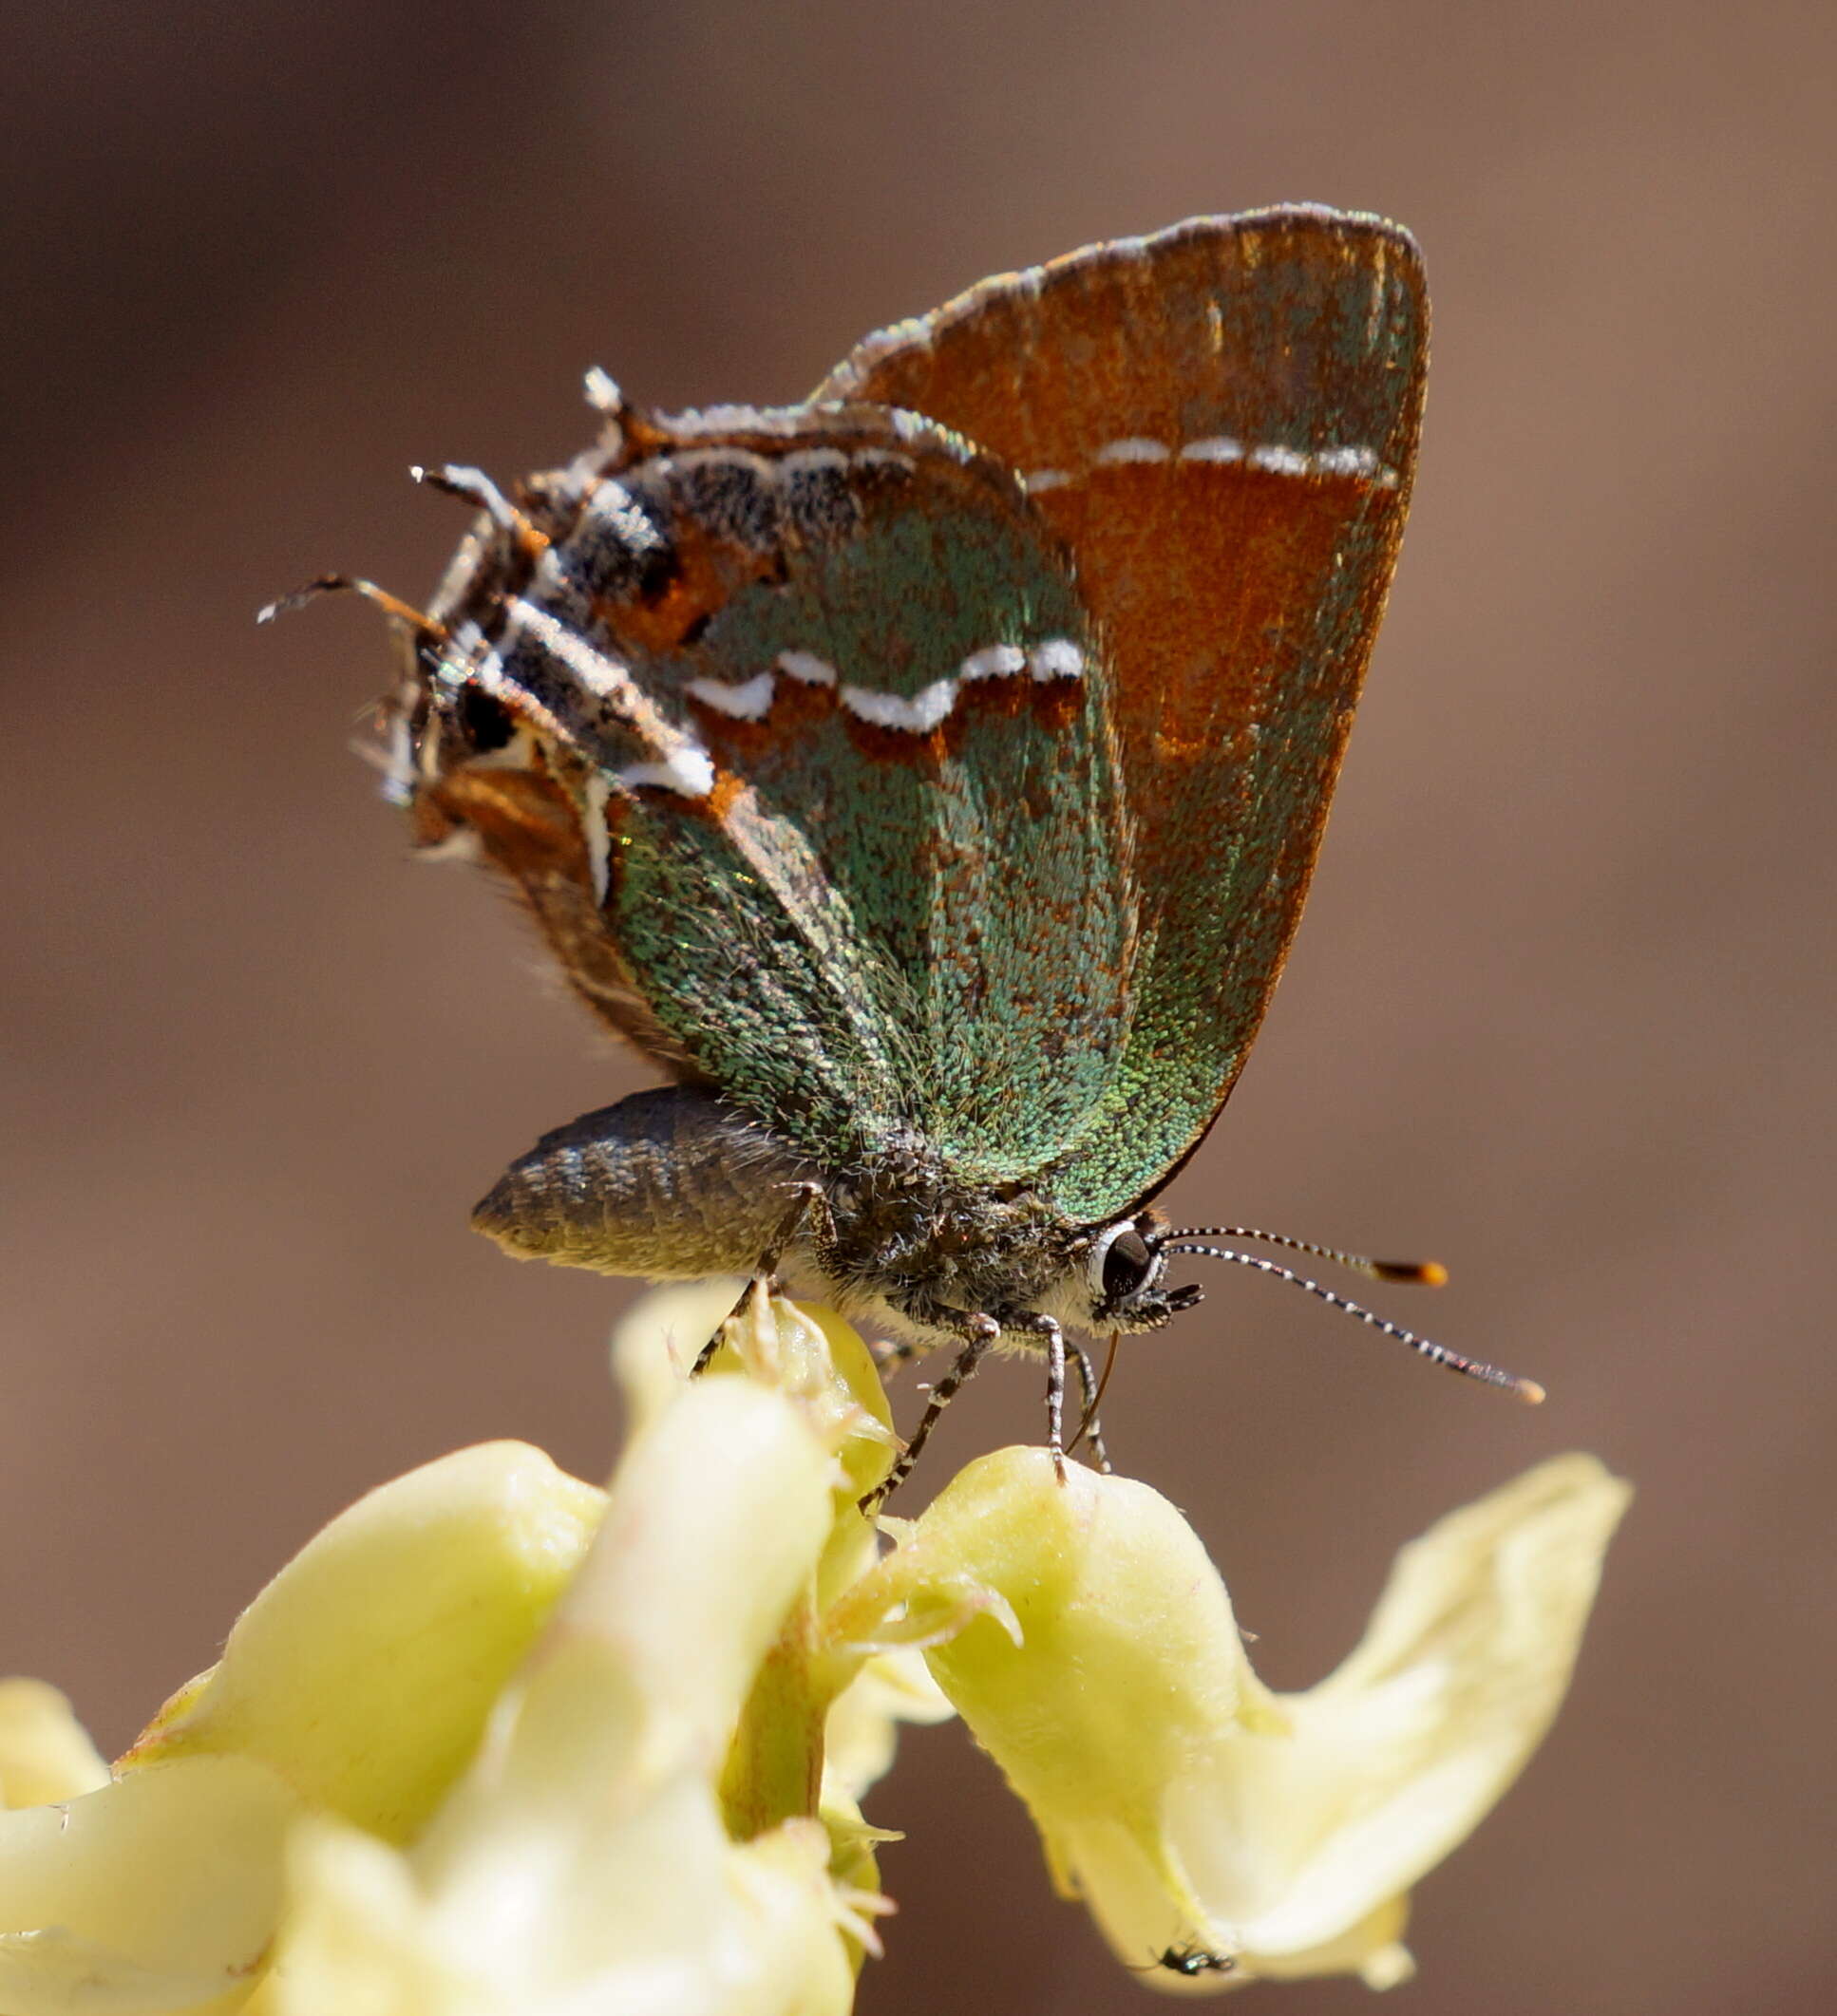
[0,1289,927,2015]
[256,1334,863,2016]
[881,1445,1631,1989]
[0,1290,1627,2008]
[0,1683,107,1811]
[0,1441,601,2014]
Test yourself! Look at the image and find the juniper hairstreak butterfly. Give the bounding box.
[276,206,1542,1490]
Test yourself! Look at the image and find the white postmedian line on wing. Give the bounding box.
[1247,443,1314,478]
[1095,436,1172,463]
[1311,443,1402,486]
[1180,435,1246,463]
[960,644,1028,682]
[1028,435,1399,485]
[775,649,838,687]
[841,677,960,733]
[840,636,1086,733]
[686,670,777,721]
[617,746,717,799]
[510,615,1088,760]
[1026,638,1084,680]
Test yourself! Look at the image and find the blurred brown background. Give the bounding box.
[5,2,1832,2010]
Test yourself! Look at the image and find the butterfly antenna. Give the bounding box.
[1163,1243,1544,1404]
[1166,1226,1447,1287]
[256,573,447,640]
[1064,1330,1120,1461]
[410,463,549,558]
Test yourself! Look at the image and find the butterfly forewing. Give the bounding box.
[817,207,1428,1217]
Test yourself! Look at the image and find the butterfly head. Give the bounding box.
[1072,1212,1204,1333]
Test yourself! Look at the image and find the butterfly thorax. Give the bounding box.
[757,1127,1183,1354]
[811,1139,1075,1341]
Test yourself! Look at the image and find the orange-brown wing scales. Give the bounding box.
[818,209,1426,1217]
[421,763,703,1079]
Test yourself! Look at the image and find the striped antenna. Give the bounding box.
[1165,1225,1447,1286]
[1163,1243,1544,1404]
[256,573,447,641]
[410,464,548,558]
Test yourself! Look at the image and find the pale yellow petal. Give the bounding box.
[723,1818,861,2016]
[1184,1453,1633,1964]
[258,1818,485,2016]
[544,1376,838,1777]
[611,1280,743,1436]
[822,1649,955,1808]
[0,1682,108,1808]
[0,1754,300,2015]
[280,1375,854,2008]
[426,1758,741,2010]
[915,1450,1263,1815]
[1236,1893,1414,1988]
[268,1798,860,2016]
[123,1444,603,1844]
[893,1448,1257,1953]
[892,1443,1627,1991]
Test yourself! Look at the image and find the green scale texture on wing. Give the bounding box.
[813,211,1428,1223]
[601,428,1138,1183]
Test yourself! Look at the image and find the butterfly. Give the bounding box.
[320,205,1529,1490]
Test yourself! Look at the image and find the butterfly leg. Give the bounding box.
[862,1312,1002,1509]
[690,1180,828,1377]
[1041,1317,1070,1481]
[996,1312,1074,1480]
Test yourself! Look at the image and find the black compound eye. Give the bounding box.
[1101,1226,1155,1303]
[456,681,516,754]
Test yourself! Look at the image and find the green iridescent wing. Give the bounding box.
[818,208,1428,1219]
[415,404,1136,1183]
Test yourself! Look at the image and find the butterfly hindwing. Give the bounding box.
[816,207,1428,1218]
[413,405,1135,1181]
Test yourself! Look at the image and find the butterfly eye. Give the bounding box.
[1089,1221,1158,1307]
[457,682,515,755]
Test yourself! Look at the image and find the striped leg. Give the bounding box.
[1066,1336,1113,1473]
[998,1311,1073,1480]
[691,1180,828,1375]
[861,1312,1002,1509]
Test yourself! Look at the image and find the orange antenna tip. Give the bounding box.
[1373,1257,1449,1287]
[1166,1228,1449,1289]
[1515,1378,1547,1407]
